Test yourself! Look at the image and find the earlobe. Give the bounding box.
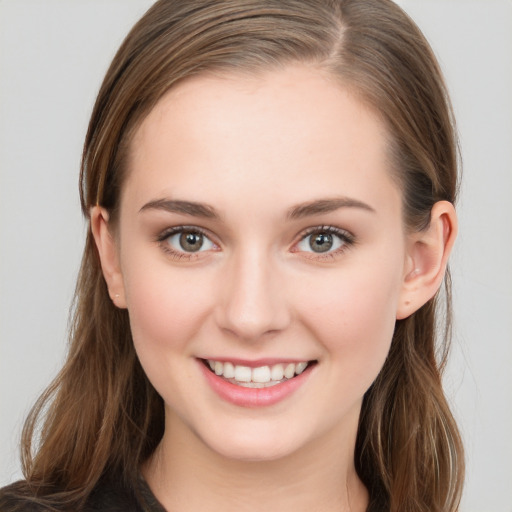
[396,201,457,320]
[90,206,127,309]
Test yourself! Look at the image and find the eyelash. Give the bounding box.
[292,225,355,261]
[156,226,218,261]
[156,225,355,261]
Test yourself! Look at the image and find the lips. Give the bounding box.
[199,358,316,407]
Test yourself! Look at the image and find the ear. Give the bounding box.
[90,206,127,309]
[396,201,457,320]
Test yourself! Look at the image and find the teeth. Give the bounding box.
[252,366,271,383]
[206,359,311,386]
[234,365,252,382]
[284,363,295,379]
[295,362,308,375]
[271,364,284,381]
[223,361,235,379]
[237,380,281,388]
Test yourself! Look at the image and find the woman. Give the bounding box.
[0,0,464,511]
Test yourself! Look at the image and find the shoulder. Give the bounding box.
[84,475,165,512]
[0,481,47,512]
[83,477,141,512]
[0,476,165,512]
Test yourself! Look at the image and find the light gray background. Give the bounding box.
[1,1,511,510]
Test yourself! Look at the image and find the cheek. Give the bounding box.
[121,260,220,409]
[296,262,401,382]
[122,258,214,359]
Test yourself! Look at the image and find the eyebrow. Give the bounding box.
[287,197,375,219]
[139,196,375,220]
[139,199,219,218]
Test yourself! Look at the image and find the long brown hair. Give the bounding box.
[1,1,464,510]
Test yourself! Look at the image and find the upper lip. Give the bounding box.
[198,357,315,368]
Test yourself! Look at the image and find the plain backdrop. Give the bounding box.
[1,1,511,511]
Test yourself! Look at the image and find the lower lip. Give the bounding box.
[198,360,314,408]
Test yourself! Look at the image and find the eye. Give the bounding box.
[159,227,216,256]
[295,227,354,255]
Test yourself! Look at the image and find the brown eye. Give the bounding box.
[296,227,353,256]
[163,228,215,254]
[309,232,333,253]
[179,231,204,252]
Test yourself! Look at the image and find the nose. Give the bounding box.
[215,248,291,342]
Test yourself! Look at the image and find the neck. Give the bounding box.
[143,410,368,512]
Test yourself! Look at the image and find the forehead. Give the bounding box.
[124,65,400,217]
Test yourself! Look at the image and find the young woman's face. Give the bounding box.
[114,66,412,461]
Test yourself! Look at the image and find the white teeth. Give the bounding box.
[206,359,311,386]
[295,362,308,375]
[252,366,271,383]
[223,361,235,379]
[234,365,252,383]
[270,364,284,381]
[284,363,295,379]
[237,381,282,388]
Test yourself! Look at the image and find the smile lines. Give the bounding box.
[204,359,313,388]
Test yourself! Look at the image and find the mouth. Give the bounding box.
[201,359,317,389]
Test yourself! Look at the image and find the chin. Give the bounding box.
[196,422,306,463]
[210,441,297,464]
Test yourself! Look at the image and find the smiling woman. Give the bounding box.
[0,1,464,512]
[94,71,410,467]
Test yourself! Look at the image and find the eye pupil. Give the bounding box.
[310,232,333,253]
[179,231,203,252]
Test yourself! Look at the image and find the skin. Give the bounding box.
[92,65,457,512]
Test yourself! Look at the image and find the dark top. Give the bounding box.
[84,476,166,512]
[1,476,382,511]
[0,476,167,512]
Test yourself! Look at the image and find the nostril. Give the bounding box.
[213,262,291,341]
